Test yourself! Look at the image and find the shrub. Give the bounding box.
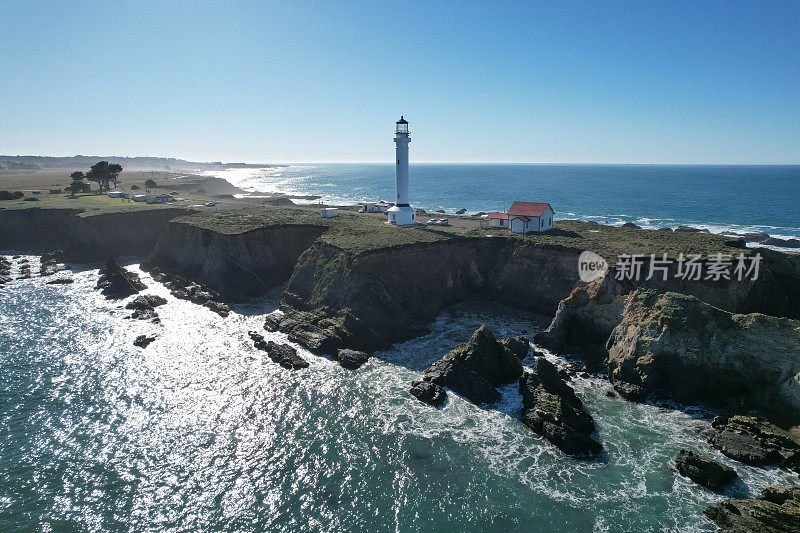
[131,184,140,190]
[0,190,24,200]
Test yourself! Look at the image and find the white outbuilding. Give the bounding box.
[321,207,339,218]
[506,201,555,234]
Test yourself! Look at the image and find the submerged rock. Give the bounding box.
[675,225,709,233]
[707,416,800,472]
[46,278,73,285]
[674,449,738,492]
[133,334,156,348]
[409,380,447,407]
[423,325,524,404]
[518,358,602,457]
[336,349,370,370]
[704,485,800,532]
[96,258,146,299]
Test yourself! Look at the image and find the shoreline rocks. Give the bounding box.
[149,268,230,317]
[96,258,147,299]
[409,380,447,407]
[707,416,800,473]
[674,449,738,492]
[39,251,69,277]
[125,294,168,321]
[519,358,602,457]
[423,325,524,404]
[336,349,370,370]
[704,486,800,531]
[249,332,309,369]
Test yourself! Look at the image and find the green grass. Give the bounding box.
[468,220,750,264]
[0,192,191,217]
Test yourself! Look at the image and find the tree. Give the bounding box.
[68,171,85,198]
[144,179,158,189]
[85,161,123,193]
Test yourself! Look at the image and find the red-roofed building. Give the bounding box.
[484,202,554,233]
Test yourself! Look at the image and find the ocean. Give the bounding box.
[1,257,797,531]
[208,164,800,243]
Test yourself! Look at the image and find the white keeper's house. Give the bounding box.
[485,201,554,234]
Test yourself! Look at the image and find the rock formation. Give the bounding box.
[409,380,447,407]
[423,326,524,404]
[133,334,156,348]
[336,349,370,370]
[519,358,602,457]
[704,486,800,532]
[125,294,168,321]
[249,332,309,369]
[96,258,146,299]
[707,416,800,473]
[674,449,737,492]
[149,268,230,317]
[537,276,800,418]
[620,222,641,229]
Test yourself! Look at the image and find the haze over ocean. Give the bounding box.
[211,164,800,242]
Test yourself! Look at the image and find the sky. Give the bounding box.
[1,1,799,164]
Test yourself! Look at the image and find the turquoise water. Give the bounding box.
[2,257,797,531]
[210,164,800,242]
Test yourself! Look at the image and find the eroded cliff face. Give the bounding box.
[274,238,583,352]
[145,222,326,300]
[537,276,800,418]
[0,208,187,261]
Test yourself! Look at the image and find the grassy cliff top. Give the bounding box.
[468,220,751,264]
[176,206,751,259]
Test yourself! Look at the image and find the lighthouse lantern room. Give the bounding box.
[387,116,416,226]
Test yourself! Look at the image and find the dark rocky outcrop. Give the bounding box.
[722,231,771,243]
[674,449,738,492]
[519,358,602,457]
[536,274,800,418]
[0,257,11,286]
[762,237,800,248]
[620,222,641,229]
[95,258,146,299]
[707,416,800,472]
[455,208,467,215]
[39,251,69,277]
[675,225,710,233]
[499,335,530,360]
[423,326,524,404]
[336,349,370,370]
[46,278,73,285]
[133,334,156,348]
[409,380,447,407]
[249,332,309,369]
[125,294,168,321]
[704,485,800,532]
[149,268,230,317]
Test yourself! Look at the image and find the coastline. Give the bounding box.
[207,165,800,251]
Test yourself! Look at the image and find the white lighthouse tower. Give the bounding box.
[387,116,416,226]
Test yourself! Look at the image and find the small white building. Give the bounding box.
[321,207,339,218]
[374,202,392,213]
[506,201,555,234]
[147,194,174,204]
[107,190,123,198]
[132,194,147,202]
[484,212,509,228]
[360,202,376,213]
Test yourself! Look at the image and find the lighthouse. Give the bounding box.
[387,116,416,226]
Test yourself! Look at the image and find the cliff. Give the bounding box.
[537,277,800,418]
[0,207,188,261]
[144,221,325,300]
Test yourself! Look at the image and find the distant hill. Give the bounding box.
[0,155,280,172]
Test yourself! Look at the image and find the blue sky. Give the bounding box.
[1,1,798,164]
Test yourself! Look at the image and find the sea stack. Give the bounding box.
[387,116,416,226]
